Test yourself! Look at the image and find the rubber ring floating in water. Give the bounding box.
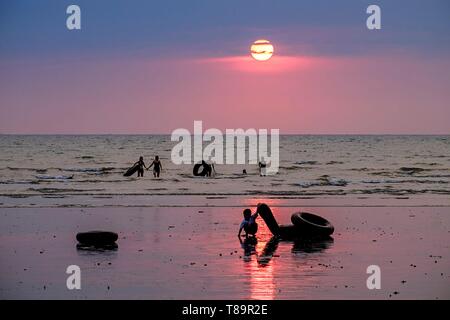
[76,231,118,246]
[193,162,211,176]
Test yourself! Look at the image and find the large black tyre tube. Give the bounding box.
[291,212,334,237]
[76,231,118,246]
[193,163,210,176]
[256,203,280,236]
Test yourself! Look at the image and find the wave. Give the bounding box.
[295,160,318,165]
[362,179,449,184]
[63,167,115,174]
[27,187,106,193]
[296,176,348,188]
[36,175,74,180]
[398,167,430,174]
[0,180,39,185]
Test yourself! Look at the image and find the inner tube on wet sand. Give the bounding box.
[76,231,118,246]
[291,212,334,237]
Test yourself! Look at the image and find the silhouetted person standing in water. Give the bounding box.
[134,156,147,177]
[258,157,267,176]
[148,156,163,178]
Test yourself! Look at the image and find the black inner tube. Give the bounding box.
[256,203,280,236]
[298,212,330,226]
[193,162,211,176]
[291,212,334,236]
[257,203,334,239]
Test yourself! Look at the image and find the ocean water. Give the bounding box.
[0,135,449,205]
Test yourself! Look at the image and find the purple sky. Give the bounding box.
[1,0,449,134]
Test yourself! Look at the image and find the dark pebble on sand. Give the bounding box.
[219,253,222,256]
[138,249,143,252]
[393,291,399,295]
[190,262,196,265]
[39,251,44,254]
[204,264,207,266]
[401,280,406,284]
[107,286,110,290]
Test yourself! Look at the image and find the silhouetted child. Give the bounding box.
[258,157,267,176]
[147,155,162,178]
[134,156,147,177]
[238,208,259,238]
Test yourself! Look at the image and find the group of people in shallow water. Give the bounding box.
[133,156,163,178]
[130,155,268,178]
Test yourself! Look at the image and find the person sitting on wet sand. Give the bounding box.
[147,155,163,178]
[238,208,259,238]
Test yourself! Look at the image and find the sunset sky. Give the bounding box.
[0,0,449,134]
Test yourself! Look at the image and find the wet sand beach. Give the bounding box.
[1,202,449,299]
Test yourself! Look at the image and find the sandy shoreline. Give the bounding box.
[1,194,450,208]
[0,202,449,299]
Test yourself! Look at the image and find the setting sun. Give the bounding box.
[250,39,274,61]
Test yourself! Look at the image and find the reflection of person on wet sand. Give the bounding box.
[239,236,257,261]
[238,209,259,238]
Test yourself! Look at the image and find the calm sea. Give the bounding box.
[1,135,449,205]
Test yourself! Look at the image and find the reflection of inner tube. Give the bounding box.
[278,224,300,239]
[76,231,118,246]
[193,162,211,176]
[291,212,334,237]
[76,243,118,251]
